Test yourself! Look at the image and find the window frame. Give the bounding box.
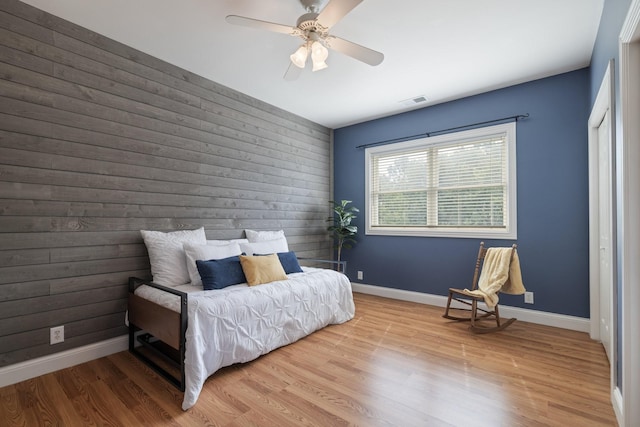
[365,122,517,239]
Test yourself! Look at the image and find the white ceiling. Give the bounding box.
[21,0,604,129]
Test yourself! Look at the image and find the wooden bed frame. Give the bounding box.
[128,277,188,391]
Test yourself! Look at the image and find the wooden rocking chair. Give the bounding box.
[442,242,518,333]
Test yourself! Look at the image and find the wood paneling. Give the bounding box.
[0,0,332,367]
[0,294,617,426]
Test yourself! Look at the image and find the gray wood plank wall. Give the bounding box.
[0,0,333,368]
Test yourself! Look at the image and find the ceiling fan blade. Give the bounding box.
[326,36,384,66]
[225,15,298,36]
[316,0,363,29]
[284,61,303,81]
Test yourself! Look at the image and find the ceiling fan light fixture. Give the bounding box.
[312,59,328,72]
[311,40,329,71]
[227,0,385,80]
[290,44,309,68]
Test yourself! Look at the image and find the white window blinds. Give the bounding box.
[366,122,516,238]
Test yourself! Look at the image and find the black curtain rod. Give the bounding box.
[355,113,530,149]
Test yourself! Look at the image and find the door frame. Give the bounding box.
[588,58,616,386]
[618,1,640,425]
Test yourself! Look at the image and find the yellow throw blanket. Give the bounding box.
[463,247,526,309]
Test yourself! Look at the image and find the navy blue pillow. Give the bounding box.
[196,255,246,290]
[255,251,303,274]
[277,251,304,274]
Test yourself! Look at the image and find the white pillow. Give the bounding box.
[244,229,285,242]
[207,238,248,246]
[140,228,206,286]
[183,242,242,286]
[239,237,289,256]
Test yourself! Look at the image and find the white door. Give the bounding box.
[597,109,612,362]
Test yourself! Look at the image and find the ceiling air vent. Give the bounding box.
[399,95,428,107]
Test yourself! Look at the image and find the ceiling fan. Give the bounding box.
[226,0,384,80]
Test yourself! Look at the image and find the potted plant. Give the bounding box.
[327,200,359,269]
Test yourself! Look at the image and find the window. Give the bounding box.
[365,122,517,239]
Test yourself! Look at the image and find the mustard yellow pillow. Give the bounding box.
[239,254,288,286]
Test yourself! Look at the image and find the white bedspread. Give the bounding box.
[135,267,355,410]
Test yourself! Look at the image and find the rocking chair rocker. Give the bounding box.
[443,242,521,333]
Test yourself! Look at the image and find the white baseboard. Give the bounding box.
[351,283,590,332]
[0,285,590,390]
[612,386,624,427]
[0,335,128,388]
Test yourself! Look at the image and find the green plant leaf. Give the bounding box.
[327,200,359,262]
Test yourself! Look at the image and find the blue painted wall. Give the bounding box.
[334,69,591,317]
[590,0,632,104]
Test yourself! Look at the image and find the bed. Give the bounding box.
[127,228,355,410]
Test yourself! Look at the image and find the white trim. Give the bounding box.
[0,335,128,388]
[0,283,594,391]
[619,1,640,425]
[588,60,616,343]
[613,386,624,427]
[351,283,590,332]
[588,59,618,407]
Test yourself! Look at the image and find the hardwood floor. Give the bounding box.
[0,293,617,426]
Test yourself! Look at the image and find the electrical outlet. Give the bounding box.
[524,292,534,304]
[50,325,64,345]
[357,270,363,280]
